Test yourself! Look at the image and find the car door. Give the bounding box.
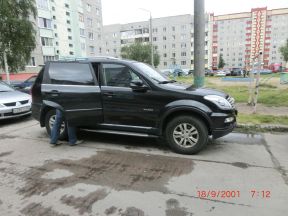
[42,62,103,126]
[99,63,158,130]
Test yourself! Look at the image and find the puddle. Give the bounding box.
[216,132,264,145]
[19,150,194,198]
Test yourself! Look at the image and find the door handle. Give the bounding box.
[46,90,60,97]
[103,92,114,97]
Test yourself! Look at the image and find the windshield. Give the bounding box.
[0,81,14,92]
[133,62,169,83]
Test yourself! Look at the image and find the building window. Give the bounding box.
[88,32,94,40]
[41,37,53,46]
[163,27,166,32]
[172,44,175,48]
[65,3,69,8]
[67,20,71,24]
[163,36,166,40]
[38,18,52,29]
[69,51,74,55]
[53,16,56,20]
[163,53,167,58]
[181,25,186,31]
[181,61,186,65]
[181,52,186,57]
[36,0,48,9]
[113,33,117,38]
[96,8,100,16]
[87,18,92,27]
[181,34,186,40]
[164,62,167,66]
[27,57,36,66]
[153,37,157,41]
[172,26,175,31]
[81,43,86,51]
[172,53,176,57]
[87,3,91,12]
[66,11,70,16]
[79,13,84,22]
[69,44,73,48]
[163,45,166,49]
[89,46,95,53]
[80,28,85,37]
[43,56,55,63]
[181,43,186,48]
[67,28,71,32]
[68,36,72,40]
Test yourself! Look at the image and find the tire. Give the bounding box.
[165,115,208,154]
[45,109,67,140]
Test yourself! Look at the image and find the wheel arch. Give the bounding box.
[160,107,213,136]
[40,100,64,127]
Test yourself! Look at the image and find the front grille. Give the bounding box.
[4,102,16,107]
[227,96,236,109]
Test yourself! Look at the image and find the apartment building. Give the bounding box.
[211,7,288,69]
[103,15,211,70]
[26,0,103,72]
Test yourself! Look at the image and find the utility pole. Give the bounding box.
[139,8,154,67]
[193,0,205,87]
[150,13,154,67]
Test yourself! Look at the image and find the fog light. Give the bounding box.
[224,117,234,123]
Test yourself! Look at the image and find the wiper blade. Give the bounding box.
[158,80,176,84]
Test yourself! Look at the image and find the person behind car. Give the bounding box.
[50,109,83,147]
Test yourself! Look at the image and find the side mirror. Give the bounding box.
[130,80,149,92]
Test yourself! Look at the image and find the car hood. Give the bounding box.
[0,91,31,104]
[160,82,228,98]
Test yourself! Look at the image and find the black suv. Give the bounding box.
[31,57,237,154]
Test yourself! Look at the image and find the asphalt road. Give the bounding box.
[0,116,288,216]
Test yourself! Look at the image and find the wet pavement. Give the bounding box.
[0,117,288,216]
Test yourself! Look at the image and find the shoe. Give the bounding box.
[69,140,83,146]
[50,141,64,147]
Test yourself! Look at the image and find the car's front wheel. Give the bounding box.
[166,116,208,154]
[45,109,67,140]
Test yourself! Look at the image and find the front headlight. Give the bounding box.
[204,95,232,110]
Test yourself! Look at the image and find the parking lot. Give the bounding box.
[0,116,288,216]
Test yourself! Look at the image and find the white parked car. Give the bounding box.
[215,70,226,76]
[0,81,31,120]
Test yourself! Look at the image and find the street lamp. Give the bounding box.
[139,8,154,67]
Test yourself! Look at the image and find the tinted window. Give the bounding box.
[49,63,94,85]
[102,64,140,87]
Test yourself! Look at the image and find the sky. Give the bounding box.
[102,0,288,25]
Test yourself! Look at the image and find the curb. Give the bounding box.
[236,123,288,133]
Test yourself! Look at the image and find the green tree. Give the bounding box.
[280,39,288,68]
[218,53,225,69]
[121,42,160,67]
[0,0,37,80]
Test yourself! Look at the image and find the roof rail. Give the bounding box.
[88,56,119,60]
[58,56,89,61]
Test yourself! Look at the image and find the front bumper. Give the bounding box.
[0,105,31,120]
[210,110,237,139]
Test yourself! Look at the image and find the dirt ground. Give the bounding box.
[236,103,288,116]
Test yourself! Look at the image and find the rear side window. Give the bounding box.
[49,63,94,85]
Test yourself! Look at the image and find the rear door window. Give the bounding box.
[48,62,95,85]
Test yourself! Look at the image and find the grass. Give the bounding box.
[173,75,288,126]
[238,113,288,126]
[174,75,288,107]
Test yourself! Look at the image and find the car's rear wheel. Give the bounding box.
[166,116,208,154]
[45,109,67,140]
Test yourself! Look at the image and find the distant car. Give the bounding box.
[13,75,37,94]
[223,69,231,76]
[215,70,226,76]
[205,69,214,76]
[230,68,244,76]
[0,81,31,120]
[252,69,272,74]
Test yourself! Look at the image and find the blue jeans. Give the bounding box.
[50,109,77,145]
